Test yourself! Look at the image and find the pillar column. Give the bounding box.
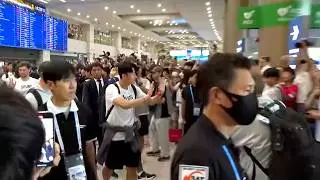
[39,50,50,62]
[223,0,249,53]
[112,31,122,55]
[83,24,94,63]
[258,0,289,66]
[132,37,141,56]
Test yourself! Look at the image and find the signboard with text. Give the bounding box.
[311,4,320,28]
[237,6,260,29]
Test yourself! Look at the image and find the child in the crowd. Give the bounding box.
[262,67,282,101]
[280,67,298,110]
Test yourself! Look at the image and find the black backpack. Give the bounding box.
[98,82,137,127]
[246,100,320,180]
[26,88,45,111]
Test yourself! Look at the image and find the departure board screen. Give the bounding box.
[0,0,68,51]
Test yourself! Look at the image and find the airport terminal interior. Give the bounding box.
[2,0,320,180]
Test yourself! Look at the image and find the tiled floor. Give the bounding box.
[98,144,175,180]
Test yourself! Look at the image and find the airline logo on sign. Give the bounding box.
[179,165,209,180]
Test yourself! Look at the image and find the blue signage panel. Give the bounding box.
[0,0,68,51]
[288,16,304,53]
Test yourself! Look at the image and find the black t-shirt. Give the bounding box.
[40,101,96,180]
[182,85,200,126]
[171,115,246,180]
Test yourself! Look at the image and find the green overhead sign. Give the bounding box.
[238,1,302,29]
[311,4,320,28]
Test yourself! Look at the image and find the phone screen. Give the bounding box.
[36,111,55,167]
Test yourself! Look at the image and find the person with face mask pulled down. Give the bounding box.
[171,53,258,180]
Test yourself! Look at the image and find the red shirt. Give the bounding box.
[281,84,298,110]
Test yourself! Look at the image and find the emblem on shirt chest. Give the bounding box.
[179,165,209,180]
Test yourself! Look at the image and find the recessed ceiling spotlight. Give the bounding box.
[130,31,133,34]
[205,1,210,6]
[209,18,213,21]
[207,10,212,14]
[137,9,141,13]
[175,23,178,26]
[170,23,173,26]
[138,34,141,36]
[111,24,115,27]
[149,21,153,24]
[104,6,109,10]
[142,35,145,37]
[134,33,137,35]
[162,8,166,12]
[123,29,126,31]
[207,7,211,11]
[157,3,162,7]
[130,5,135,9]
[94,18,98,22]
[113,10,117,14]
[77,12,81,16]
[208,14,212,17]
[67,8,71,12]
[60,0,66,3]
[86,15,90,18]
[105,22,109,25]
[166,21,170,24]
[118,26,121,30]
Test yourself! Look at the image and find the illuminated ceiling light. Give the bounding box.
[118,26,121,30]
[162,8,166,12]
[138,34,141,37]
[60,0,66,3]
[67,8,71,12]
[104,6,109,10]
[137,9,141,13]
[130,31,133,34]
[80,0,85,1]
[166,21,170,24]
[86,15,90,18]
[111,24,115,27]
[207,10,212,14]
[206,7,211,11]
[170,23,173,26]
[209,18,213,21]
[149,21,153,24]
[113,10,117,14]
[123,29,126,31]
[205,1,211,6]
[130,5,135,9]
[105,22,109,25]
[94,18,98,22]
[208,14,212,17]
[157,3,162,7]
[142,35,145,37]
[134,33,138,35]
[175,23,178,26]
[77,12,81,16]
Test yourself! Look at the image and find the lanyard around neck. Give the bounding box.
[54,111,82,154]
[189,85,195,103]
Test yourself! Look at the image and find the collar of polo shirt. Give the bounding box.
[47,99,79,115]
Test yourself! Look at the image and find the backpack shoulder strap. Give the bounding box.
[27,88,43,110]
[131,84,137,99]
[105,83,121,120]
[244,146,269,176]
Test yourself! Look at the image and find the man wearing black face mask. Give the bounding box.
[171,53,258,180]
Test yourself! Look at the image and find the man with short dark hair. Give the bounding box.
[40,60,98,180]
[99,61,161,180]
[13,61,38,95]
[82,62,109,145]
[171,53,257,180]
[262,67,282,101]
[25,61,52,110]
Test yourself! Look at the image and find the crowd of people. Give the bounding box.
[1,47,320,180]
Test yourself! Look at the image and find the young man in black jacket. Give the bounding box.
[40,60,98,180]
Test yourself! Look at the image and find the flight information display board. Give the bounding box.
[0,0,68,51]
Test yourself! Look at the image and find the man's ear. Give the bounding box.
[46,81,55,90]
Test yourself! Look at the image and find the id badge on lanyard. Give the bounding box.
[54,111,87,180]
[190,86,201,116]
